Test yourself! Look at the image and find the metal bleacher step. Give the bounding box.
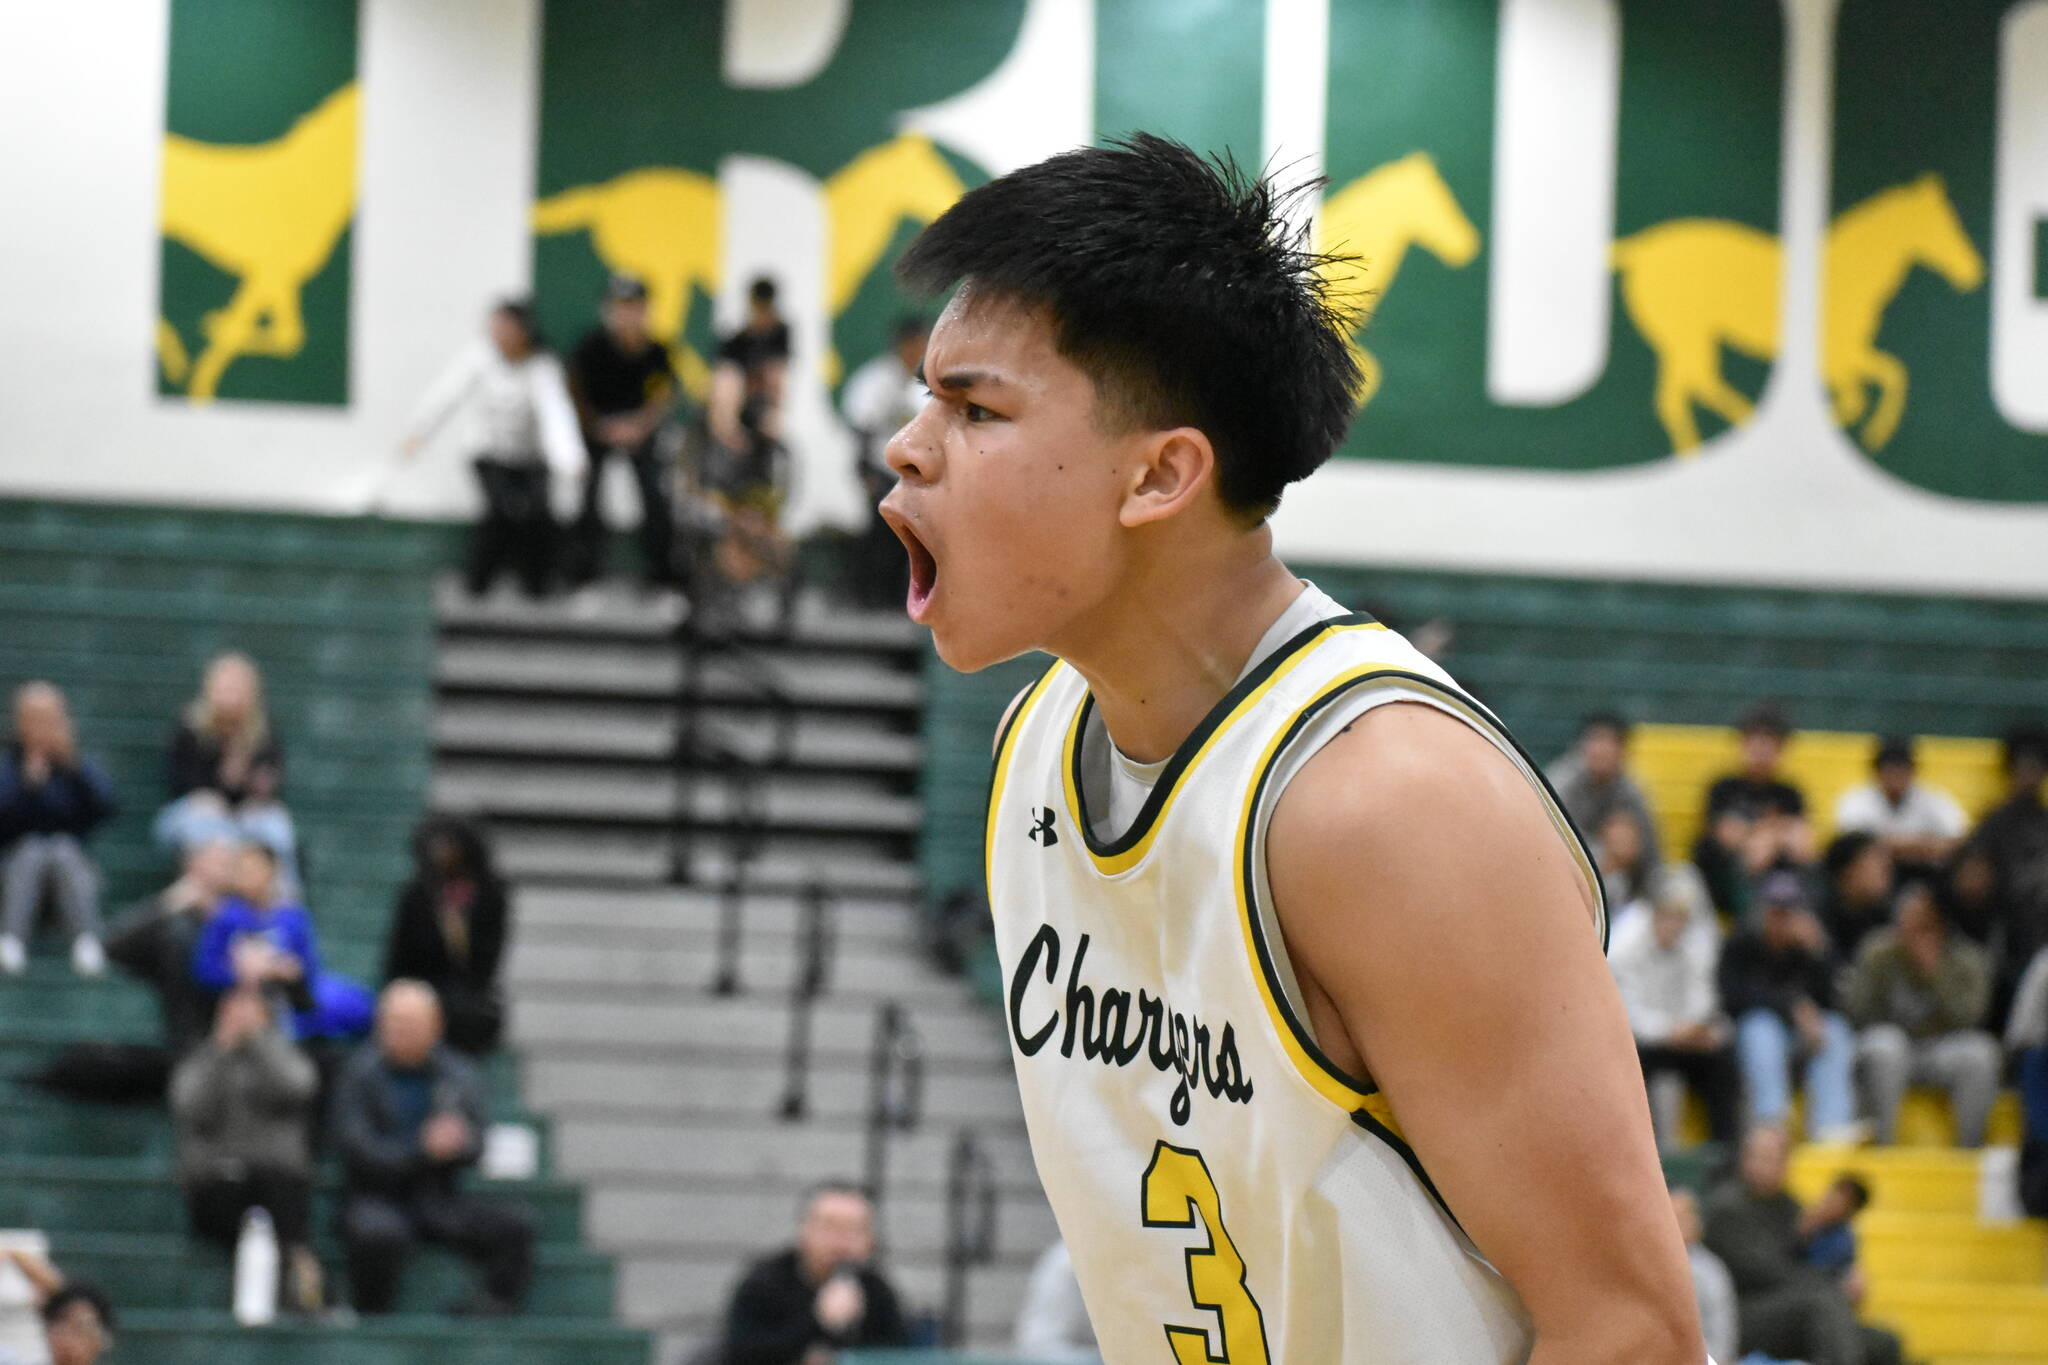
[435,698,923,772]
[505,936,965,1005]
[109,1311,647,1365]
[436,637,923,713]
[507,991,1005,1065]
[515,883,926,939]
[432,760,921,832]
[548,1115,1037,1189]
[433,577,920,654]
[520,1053,1025,1128]
[494,832,921,893]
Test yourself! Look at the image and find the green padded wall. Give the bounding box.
[919,566,2048,903]
[0,497,458,978]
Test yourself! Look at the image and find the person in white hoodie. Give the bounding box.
[396,300,585,598]
[1612,863,1741,1146]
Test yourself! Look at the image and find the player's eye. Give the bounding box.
[964,402,998,423]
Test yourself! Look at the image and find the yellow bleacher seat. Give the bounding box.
[1630,723,2007,867]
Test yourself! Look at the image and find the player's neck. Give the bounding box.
[1054,529,1303,765]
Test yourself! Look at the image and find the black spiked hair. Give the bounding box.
[895,134,1363,518]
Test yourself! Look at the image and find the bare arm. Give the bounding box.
[1267,704,1703,1365]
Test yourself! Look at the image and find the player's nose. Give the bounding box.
[883,406,941,486]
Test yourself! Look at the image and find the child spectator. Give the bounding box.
[1610,864,1740,1145]
[1799,1174,1870,1278]
[154,654,300,895]
[1695,704,1814,915]
[1,682,114,976]
[382,815,510,1055]
[1833,736,1967,876]
[190,844,373,1042]
[1846,882,2000,1146]
[1720,872,1859,1141]
[170,986,325,1314]
[1546,712,1663,877]
[1595,806,1656,914]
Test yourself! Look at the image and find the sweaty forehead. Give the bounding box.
[926,288,1079,392]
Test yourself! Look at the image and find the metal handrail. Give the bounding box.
[940,1128,1000,1348]
[776,880,836,1120]
[668,610,799,892]
[862,1001,925,1220]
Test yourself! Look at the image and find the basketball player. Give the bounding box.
[879,137,1707,1363]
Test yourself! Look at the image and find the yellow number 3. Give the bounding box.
[1141,1141,1272,1365]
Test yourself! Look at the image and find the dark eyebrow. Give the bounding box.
[926,368,1003,393]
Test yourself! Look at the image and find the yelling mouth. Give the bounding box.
[890,516,939,623]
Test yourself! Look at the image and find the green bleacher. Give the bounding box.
[0,497,646,1363]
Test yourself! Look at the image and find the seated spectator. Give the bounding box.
[191,843,374,1043]
[1595,805,1656,914]
[700,277,795,595]
[336,981,533,1316]
[1669,1188,1737,1365]
[1546,712,1663,877]
[567,275,680,590]
[1819,831,1896,964]
[0,683,114,977]
[2004,947,2048,1214]
[105,840,236,1056]
[1800,1174,1870,1278]
[1610,864,1740,1145]
[35,1285,112,1365]
[1695,704,1814,916]
[1703,1126,1903,1365]
[170,986,324,1314]
[1834,736,1967,876]
[382,815,510,1055]
[1846,882,2000,1146]
[1013,1239,1097,1362]
[153,654,300,895]
[839,317,928,610]
[1721,872,1859,1141]
[1949,725,2048,1027]
[722,1182,909,1364]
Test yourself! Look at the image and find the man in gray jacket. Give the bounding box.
[333,980,532,1315]
[170,986,323,1311]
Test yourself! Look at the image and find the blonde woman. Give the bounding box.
[152,654,299,894]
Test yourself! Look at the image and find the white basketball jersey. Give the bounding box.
[986,601,1606,1365]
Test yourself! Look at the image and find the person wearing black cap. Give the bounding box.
[1832,736,1967,876]
[1694,704,1814,917]
[565,275,681,590]
[1719,870,1860,1140]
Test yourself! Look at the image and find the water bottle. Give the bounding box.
[233,1207,279,1327]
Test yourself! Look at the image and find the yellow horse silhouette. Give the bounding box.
[158,83,359,401]
[532,134,966,395]
[1613,172,1983,454]
[1317,151,1481,407]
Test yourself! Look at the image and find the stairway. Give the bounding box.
[1790,1143,2048,1364]
[432,581,1052,1362]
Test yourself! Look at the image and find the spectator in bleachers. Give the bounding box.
[566,274,680,591]
[191,843,373,1043]
[1695,704,1814,916]
[397,299,585,599]
[1799,1174,1870,1279]
[722,1182,909,1364]
[1594,806,1656,914]
[701,276,794,593]
[382,815,509,1055]
[2007,947,2048,1214]
[170,985,325,1314]
[1610,864,1740,1146]
[154,653,300,895]
[1012,1239,1096,1361]
[1668,1188,1737,1365]
[1720,871,1859,1141]
[104,839,236,1056]
[0,683,113,977]
[1703,1126,1904,1365]
[1833,736,1966,877]
[1948,725,2048,1028]
[839,317,928,609]
[29,1284,113,1365]
[335,980,533,1316]
[1546,712,1662,878]
[1846,881,2000,1146]
[1819,831,1896,965]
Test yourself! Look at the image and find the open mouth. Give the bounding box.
[892,517,939,623]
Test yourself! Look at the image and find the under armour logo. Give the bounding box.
[1028,807,1059,846]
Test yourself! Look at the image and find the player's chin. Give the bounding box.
[926,595,1031,675]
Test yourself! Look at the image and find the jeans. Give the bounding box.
[2,833,103,942]
[152,793,301,897]
[1736,1007,1856,1135]
[1856,1023,2003,1146]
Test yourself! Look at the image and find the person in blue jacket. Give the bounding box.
[191,843,372,1041]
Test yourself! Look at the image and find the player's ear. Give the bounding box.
[1119,427,1216,528]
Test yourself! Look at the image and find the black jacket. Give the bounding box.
[332,1042,488,1202]
[722,1249,909,1365]
[1718,930,1837,1022]
[167,723,283,804]
[381,876,510,998]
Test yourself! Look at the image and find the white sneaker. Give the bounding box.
[71,935,105,977]
[0,936,24,976]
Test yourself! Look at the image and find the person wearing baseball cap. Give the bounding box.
[564,274,681,591]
